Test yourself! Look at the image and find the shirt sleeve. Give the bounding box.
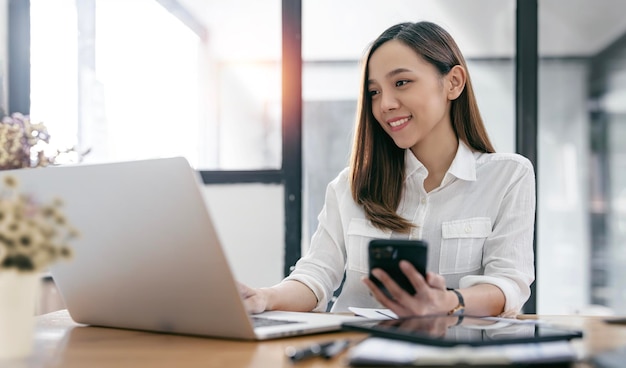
[283,174,348,312]
[459,158,536,317]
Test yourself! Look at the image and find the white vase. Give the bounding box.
[0,270,40,361]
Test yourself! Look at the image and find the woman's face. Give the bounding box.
[367,40,453,150]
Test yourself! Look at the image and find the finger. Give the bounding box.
[241,288,269,314]
[362,274,403,310]
[243,297,264,314]
[371,267,413,303]
[363,272,392,301]
[237,282,253,297]
[426,271,446,290]
[399,260,428,292]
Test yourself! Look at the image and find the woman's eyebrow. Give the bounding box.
[385,67,412,79]
[368,68,413,85]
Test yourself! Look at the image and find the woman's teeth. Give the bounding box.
[389,117,410,127]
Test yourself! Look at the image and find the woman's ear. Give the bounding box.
[446,65,466,100]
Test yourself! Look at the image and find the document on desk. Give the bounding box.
[348,307,546,324]
[347,337,577,366]
[348,307,398,319]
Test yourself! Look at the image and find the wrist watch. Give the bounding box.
[447,288,465,316]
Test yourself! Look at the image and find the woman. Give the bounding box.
[240,21,535,318]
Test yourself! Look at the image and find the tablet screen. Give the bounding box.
[341,315,583,347]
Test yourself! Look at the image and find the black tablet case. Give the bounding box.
[342,315,583,347]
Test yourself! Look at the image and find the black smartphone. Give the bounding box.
[368,239,428,297]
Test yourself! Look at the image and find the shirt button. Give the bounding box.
[421,198,426,204]
[464,225,472,233]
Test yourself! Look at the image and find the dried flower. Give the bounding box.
[0,112,89,170]
[0,175,78,272]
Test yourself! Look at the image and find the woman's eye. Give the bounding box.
[368,90,379,97]
[396,80,410,87]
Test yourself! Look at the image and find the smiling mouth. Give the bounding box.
[389,116,411,127]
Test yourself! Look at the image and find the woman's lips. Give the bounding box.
[387,116,411,130]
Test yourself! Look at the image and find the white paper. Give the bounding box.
[348,307,546,325]
[481,316,548,325]
[348,307,398,319]
[348,337,577,366]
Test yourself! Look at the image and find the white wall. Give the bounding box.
[0,0,8,111]
[201,183,285,288]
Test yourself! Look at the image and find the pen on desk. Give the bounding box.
[375,309,398,319]
[320,339,351,359]
[285,340,336,362]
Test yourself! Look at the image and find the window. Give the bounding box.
[26,0,298,281]
[30,0,282,170]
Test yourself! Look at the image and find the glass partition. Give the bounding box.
[538,0,626,314]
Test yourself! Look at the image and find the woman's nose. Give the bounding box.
[380,91,399,112]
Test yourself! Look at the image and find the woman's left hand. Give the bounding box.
[363,260,452,318]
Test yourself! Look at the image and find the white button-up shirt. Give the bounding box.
[285,141,536,317]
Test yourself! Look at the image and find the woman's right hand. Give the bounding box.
[237,282,269,314]
[237,280,318,313]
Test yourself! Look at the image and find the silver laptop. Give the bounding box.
[6,157,362,340]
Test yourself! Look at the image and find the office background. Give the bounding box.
[2,0,626,315]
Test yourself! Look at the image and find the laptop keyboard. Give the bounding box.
[251,316,300,328]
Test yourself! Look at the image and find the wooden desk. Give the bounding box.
[25,310,367,368]
[18,311,626,367]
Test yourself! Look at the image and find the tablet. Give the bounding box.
[341,315,583,347]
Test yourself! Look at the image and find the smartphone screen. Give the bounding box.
[368,239,428,297]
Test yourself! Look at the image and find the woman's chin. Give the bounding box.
[392,138,415,150]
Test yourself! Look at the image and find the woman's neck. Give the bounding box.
[410,123,458,192]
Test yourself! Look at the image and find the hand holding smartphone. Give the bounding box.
[368,239,428,298]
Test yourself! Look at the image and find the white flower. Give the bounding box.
[0,239,6,263]
[0,112,88,170]
[0,174,78,272]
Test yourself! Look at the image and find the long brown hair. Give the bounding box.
[350,21,495,233]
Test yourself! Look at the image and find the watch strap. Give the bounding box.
[447,288,465,316]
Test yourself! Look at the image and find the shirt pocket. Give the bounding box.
[346,219,391,273]
[439,217,491,274]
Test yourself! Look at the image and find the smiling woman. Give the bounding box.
[366,40,461,153]
[239,21,535,320]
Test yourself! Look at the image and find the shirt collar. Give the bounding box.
[404,140,477,182]
[404,148,423,179]
[447,140,477,182]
